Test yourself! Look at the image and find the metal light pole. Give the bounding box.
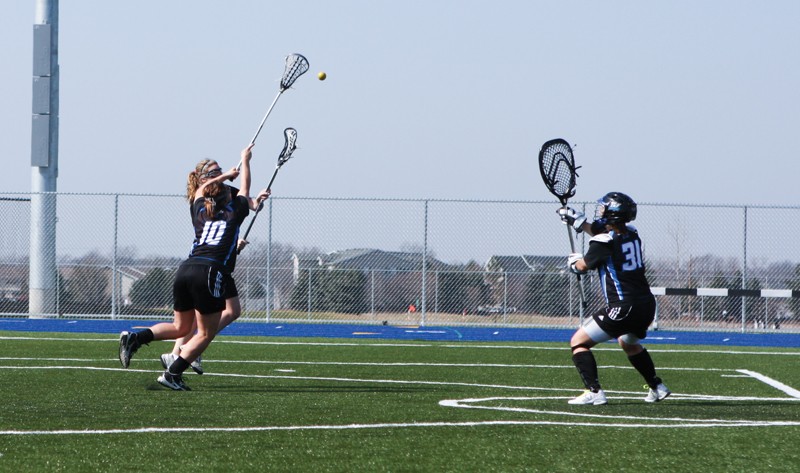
[29,0,59,317]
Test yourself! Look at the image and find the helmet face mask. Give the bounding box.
[594,192,637,225]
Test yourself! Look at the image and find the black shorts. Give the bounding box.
[173,263,236,315]
[591,296,656,340]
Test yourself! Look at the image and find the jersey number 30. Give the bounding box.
[621,240,643,271]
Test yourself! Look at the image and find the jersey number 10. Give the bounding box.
[198,221,227,246]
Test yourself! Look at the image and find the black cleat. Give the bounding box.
[157,371,191,391]
[118,331,140,368]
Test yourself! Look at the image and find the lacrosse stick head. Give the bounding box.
[277,127,298,166]
[280,54,310,91]
[538,138,580,206]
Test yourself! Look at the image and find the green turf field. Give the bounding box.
[1,331,799,472]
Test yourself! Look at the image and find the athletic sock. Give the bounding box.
[628,348,661,388]
[572,351,601,392]
[135,328,154,346]
[168,356,191,375]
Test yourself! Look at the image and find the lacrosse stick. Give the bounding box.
[238,127,298,251]
[237,53,309,170]
[538,138,587,309]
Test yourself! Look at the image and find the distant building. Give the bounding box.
[484,255,565,312]
[485,255,564,274]
[293,248,451,282]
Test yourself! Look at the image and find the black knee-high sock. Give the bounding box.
[134,328,154,346]
[628,348,661,388]
[168,356,191,376]
[572,351,601,392]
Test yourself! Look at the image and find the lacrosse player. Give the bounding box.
[119,146,269,390]
[159,147,270,376]
[558,192,671,405]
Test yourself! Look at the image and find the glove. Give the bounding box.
[557,207,586,233]
[567,253,587,275]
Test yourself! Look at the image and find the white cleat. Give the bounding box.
[190,356,204,375]
[568,389,608,405]
[160,353,177,370]
[645,383,671,403]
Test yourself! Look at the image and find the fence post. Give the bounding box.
[434,270,439,314]
[421,200,428,326]
[370,269,375,319]
[741,206,748,333]
[111,194,119,319]
[264,198,273,322]
[503,271,508,324]
[307,268,312,320]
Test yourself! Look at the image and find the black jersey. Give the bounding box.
[582,225,653,306]
[187,193,249,271]
[188,185,242,273]
[187,185,239,220]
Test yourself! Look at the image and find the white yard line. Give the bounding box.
[738,369,800,399]
[1,359,799,435]
[2,334,800,357]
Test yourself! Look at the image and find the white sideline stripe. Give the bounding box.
[0,358,744,372]
[440,397,800,421]
[2,336,800,358]
[3,365,799,403]
[5,418,800,436]
[2,365,798,435]
[738,369,800,399]
[0,366,595,393]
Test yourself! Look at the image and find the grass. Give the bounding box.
[1,330,799,472]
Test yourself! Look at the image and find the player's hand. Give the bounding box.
[257,188,271,202]
[241,144,255,162]
[223,167,240,181]
[557,207,586,233]
[567,253,587,275]
[237,239,249,252]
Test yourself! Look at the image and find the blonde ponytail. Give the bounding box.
[187,159,217,202]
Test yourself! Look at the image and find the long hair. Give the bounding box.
[202,182,230,218]
[187,159,217,202]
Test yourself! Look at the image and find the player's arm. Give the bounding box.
[568,235,613,274]
[238,144,254,198]
[246,188,271,211]
[194,168,240,200]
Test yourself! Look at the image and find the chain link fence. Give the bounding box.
[2,192,799,333]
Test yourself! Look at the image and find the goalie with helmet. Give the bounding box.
[558,192,671,405]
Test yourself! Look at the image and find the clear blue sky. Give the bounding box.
[2,1,798,205]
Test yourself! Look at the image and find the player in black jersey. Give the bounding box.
[159,151,270,375]
[118,145,269,390]
[557,192,671,405]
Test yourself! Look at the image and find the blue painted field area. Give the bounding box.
[1,317,798,348]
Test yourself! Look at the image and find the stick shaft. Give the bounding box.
[240,206,261,242]
[238,165,281,246]
[236,91,283,171]
[250,92,282,145]
[564,207,588,310]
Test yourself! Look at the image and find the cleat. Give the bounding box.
[645,383,671,403]
[160,353,177,370]
[157,371,191,391]
[118,331,139,368]
[190,356,204,375]
[568,389,608,405]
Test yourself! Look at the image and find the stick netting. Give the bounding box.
[280,54,310,90]
[538,139,578,203]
